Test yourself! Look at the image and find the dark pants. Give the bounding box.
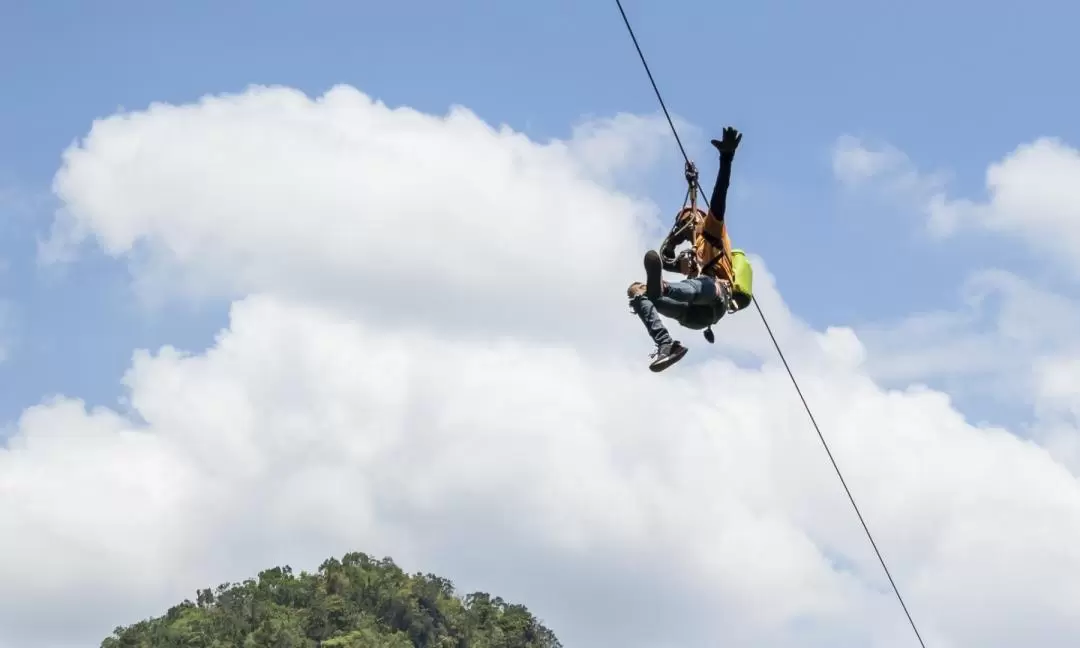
[630,276,727,345]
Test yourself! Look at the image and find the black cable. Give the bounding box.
[613,0,691,164]
[749,297,927,648]
[610,2,928,646]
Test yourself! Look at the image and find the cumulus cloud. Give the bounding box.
[857,270,1080,389]
[832,137,1080,476]
[43,85,675,343]
[566,112,701,186]
[830,136,949,213]
[3,85,1080,648]
[832,136,910,186]
[1031,353,1080,469]
[8,293,1080,648]
[832,134,1080,280]
[929,138,1080,272]
[853,269,1080,478]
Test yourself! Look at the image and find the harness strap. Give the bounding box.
[685,160,698,211]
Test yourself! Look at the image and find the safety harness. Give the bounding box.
[657,161,743,343]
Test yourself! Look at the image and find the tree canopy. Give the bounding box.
[102,551,562,648]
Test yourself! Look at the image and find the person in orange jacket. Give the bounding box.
[627,127,754,372]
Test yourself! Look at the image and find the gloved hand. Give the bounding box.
[710,127,742,155]
[676,250,700,278]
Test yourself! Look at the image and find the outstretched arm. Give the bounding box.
[706,127,742,226]
[708,149,734,225]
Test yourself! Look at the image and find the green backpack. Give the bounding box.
[728,249,753,310]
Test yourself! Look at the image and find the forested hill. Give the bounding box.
[101,551,562,647]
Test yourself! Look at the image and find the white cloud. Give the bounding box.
[854,270,1080,477]
[832,135,910,186]
[928,138,1080,273]
[1027,353,1080,472]
[830,136,949,213]
[43,85,672,339]
[3,86,1080,648]
[833,135,1080,280]
[832,136,1080,474]
[7,293,1080,648]
[567,111,701,186]
[857,269,1080,387]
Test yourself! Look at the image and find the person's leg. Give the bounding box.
[627,282,673,346]
[645,249,719,306]
[652,295,691,321]
[664,276,718,305]
[627,282,689,372]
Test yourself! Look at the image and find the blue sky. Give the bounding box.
[6,4,1080,647]
[2,0,1079,425]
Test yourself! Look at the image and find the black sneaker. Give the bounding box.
[644,250,663,299]
[649,341,688,372]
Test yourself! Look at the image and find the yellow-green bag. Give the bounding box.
[729,249,753,310]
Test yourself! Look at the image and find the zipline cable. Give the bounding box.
[611,2,927,646]
[612,0,691,164]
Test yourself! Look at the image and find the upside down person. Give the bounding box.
[627,126,754,372]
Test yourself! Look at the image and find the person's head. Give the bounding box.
[669,207,704,244]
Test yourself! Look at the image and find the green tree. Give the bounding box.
[101,551,562,648]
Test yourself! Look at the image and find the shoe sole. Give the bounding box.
[649,344,688,372]
[644,250,663,299]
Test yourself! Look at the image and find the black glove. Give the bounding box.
[710,127,742,155]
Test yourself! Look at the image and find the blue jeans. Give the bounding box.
[630,276,727,345]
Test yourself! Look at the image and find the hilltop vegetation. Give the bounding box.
[102,551,561,648]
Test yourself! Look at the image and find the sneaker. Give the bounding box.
[649,341,688,372]
[644,250,664,299]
